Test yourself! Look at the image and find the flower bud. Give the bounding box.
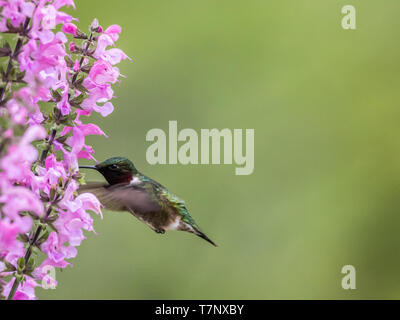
[90,18,99,30]
[62,23,78,36]
[69,42,76,52]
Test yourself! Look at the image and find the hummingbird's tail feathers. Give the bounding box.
[178,219,218,247]
[195,230,218,247]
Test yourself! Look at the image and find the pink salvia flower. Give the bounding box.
[104,24,121,41]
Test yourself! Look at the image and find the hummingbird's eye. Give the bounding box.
[110,164,119,170]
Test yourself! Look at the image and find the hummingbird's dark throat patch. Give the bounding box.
[97,167,133,185]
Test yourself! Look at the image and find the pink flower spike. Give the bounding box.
[0,4,129,299]
[62,23,78,36]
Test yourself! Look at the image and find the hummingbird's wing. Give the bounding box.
[79,182,160,213]
[80,181,217,246]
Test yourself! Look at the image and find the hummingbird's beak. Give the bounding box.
[79,165,98,171]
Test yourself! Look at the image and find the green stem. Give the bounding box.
[6,201,52,300]
[39,128,57,165]
[3,17,32,301]
[71,32,93,85]
[0,18,30,104]
[7,278,19,301]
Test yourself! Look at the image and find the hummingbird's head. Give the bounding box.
[80,157,138,185]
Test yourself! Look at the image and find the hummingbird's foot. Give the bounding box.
[155,229,165,234]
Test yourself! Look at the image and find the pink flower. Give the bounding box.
[83,123,108,137]
[0,186,44,218]
[0,217,32,254]
[57,86,71,116]
[95,101,114,117]
[104,24,121,42]
[33,261,60,289]
[53,0,76,10]
[1,2,26,29]
[88,59,119,85]
[75,193,102,216]
[21,125,47,145]
[2,277,38,300]
[41,5,57,30]
[0,125,46,182]
[41,232,77,264]
[21,2,35,18]
[19,33,68,94]
[96,47,131,66]
[94,34,114,57]
[7,99,28,125]
[81,79,113,108]
[62,23,78,36]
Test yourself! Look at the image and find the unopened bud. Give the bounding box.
[69,42,76,52]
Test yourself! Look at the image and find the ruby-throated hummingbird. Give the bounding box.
[79,157,217,246]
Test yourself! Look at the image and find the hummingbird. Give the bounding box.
[79,157,217,247]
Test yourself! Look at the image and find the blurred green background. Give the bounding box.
[39,0,400,299]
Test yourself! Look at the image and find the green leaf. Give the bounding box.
[46,215,58,223]
[40,190,50,202]
[56,135,68,144]
[80,63,92,73]
[0,41,11,57]
[36,230,50,246]
[47,222,58,233]
[75,83,89,94]
[69,93,85,107]
[64,55,74,68]
[49,187,56,201]
[26,257,35,272]
[15,273,25,283]
[51,89,62,102]
[63,144,72,152]
[17,257,25,272]
[76,174,86,185]
[74,29,88,40]
[4,260,16,272]
[17,233,30,243]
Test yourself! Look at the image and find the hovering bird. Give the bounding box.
[79,157,217,246]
